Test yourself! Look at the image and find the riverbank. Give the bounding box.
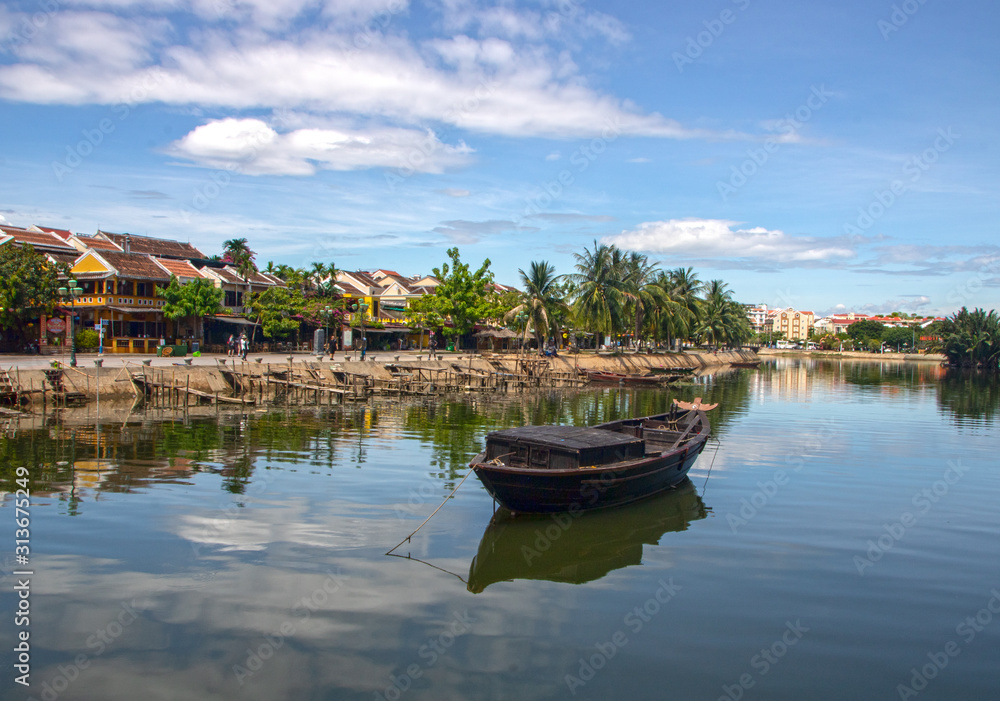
[758,348,947,361]
[0,348,757,403]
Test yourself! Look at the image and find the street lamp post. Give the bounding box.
[352,301,369,360]
[57,279,83,367]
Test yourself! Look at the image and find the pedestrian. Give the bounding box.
[239,333,248,360]
[429,335,437,360]
[227,334,235,356]
[360,336,367,361]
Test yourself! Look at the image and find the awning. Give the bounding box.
[209,317,256,326]
[106,306,165,314]
[475,328,518,338]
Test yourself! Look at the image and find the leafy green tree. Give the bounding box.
[404,300,445,352]
[0,244,66,347]
[481,289,521,327]
[248,287,305,340]
[847,319,886,350]
[883,325,916,351]
[157,275,224,342]
[419,248,496,341]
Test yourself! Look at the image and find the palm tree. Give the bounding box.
[223,238,256,273]
[648,270,693,349]
[318,262,341,298]
[567,241,626,343]
[696,280,752,349]
[932,307,1000,368]
[504,261,569,354]
[697,280,733,348]
[621,252,665,349]
[309,262,328,293]
[665,267,703,348]
[223,238,257,316]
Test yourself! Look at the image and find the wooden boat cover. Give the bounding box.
[486,425,642,451]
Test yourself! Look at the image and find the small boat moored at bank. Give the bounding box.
[470,400,713,513]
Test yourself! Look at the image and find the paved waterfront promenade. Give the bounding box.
[1,347,945,370]
[0,348,464,370]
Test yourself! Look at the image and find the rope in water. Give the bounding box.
[700,435,722,494]
[385,468,476,556]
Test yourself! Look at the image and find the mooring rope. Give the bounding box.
[700,435,722,495]
[385,468,476,556]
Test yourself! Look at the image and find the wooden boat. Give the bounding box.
[649,365,696,375]
[584,370,662,385]
[470,403,711,513]
[729,359,761,368]
[467,478,707,592]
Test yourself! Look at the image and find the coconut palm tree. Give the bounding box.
[318,262,341,298]
[223,238,257,316]
[697,280,752,349]
[664,267,703,347]
[648,270,693,349]
[504,261,569,353]
[309,262,328,293]
[567,241,626,343]
[621,252,666,349]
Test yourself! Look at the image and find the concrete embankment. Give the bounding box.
[758,348,947,362]
[3,349,757,403]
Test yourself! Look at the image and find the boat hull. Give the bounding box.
[470,412,709,513]
[585,371,661,385]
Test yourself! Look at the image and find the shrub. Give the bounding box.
[75,328,99,349]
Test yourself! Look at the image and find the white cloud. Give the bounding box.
[167,118,472,175]
[437,188,471,197]
[0,4,724,141]
[603,218,856,264]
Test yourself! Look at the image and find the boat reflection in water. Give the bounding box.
[467,478,707,593]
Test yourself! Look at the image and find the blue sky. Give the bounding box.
[1,0,997,316]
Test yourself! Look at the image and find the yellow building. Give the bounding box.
[67,250,174,353]
[766,308,815,342]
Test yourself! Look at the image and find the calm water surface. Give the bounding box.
[2,359,999,700]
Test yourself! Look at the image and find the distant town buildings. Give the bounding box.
[0,222,443,353]
[764,307,815,342]
[744,305,944,344]
[813,313,941,335]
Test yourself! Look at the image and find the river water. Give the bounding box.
[2,358,999,700]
